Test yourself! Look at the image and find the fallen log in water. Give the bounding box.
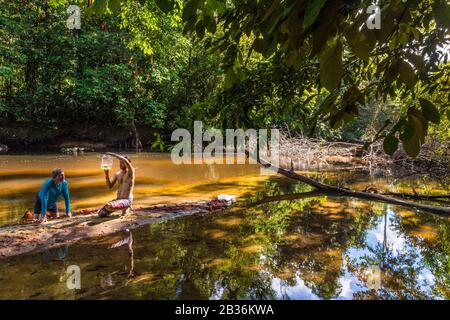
[254,155,450,216]
[380,191,450,201]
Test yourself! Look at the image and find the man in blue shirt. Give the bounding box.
[34,168,72,223]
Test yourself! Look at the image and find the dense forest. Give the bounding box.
[0,0,449,156]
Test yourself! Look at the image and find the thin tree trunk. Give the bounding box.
[130,121,142,151]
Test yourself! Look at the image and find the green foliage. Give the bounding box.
[1,0,449,156]
[175,0,449,156]
[0,0,219,146]
[151,132,166,151]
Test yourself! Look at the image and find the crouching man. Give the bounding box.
[34,168,71,224]
[98,152,135,217]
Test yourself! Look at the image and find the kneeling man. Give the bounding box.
[34,168,71,223]
[98,152,135,217]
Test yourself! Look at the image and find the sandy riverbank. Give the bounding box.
[0,200,232,259]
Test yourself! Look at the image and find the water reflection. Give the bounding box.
[0,176,448,300]
[108,230,136,279]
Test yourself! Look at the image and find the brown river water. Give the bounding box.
[0,152,448,299]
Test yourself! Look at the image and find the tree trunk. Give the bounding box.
[130,121,142,151]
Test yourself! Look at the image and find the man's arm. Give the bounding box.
[62,181,71,214]
[105,170,118,189]
[39,180,51,216]
[106,152,135,176]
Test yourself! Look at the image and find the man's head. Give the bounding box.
[120,156,130,171]
[52,168,65,184]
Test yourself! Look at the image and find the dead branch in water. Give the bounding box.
[278,134,363,170]
[252,153,450,216]
[278,133,450,179]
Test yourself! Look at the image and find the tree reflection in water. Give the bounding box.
[0,177,448,300]
[111,178,448,300]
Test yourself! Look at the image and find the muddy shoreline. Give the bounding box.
[0,201,233,259]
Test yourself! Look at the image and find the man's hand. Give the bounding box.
[106,152,135,175]
[104,168,116,189]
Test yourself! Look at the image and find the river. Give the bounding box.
[0,152,264,225]
[0,152,448,299]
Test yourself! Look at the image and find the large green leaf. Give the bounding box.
[195,20,205,39]
[309,20,335,58]
[155,0,174,14]
[419,98,440,124]
[384,60,400,85]
[383,135,399,155]
[433,0,450,28]
[402,135,420,158]
[182,0,202,21]
[95,0,108,15]
[344,24,376,62]
[397,61,417,89]
[268,2,297,34]
[204,13,217,34]
[319,36,343,91]
[399,107,429,158]
[407,107,427,143]
[108,0,121,13]
[303,0,327,30]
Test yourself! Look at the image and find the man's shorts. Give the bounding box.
[98,198,133,217]
[34,195,58,215]
[105,198,133,210]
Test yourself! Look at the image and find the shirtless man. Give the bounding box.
[97,152,135,217]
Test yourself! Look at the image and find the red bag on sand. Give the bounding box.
[80,209,95,214]
[21,211,56,222]
[22,211,34,221]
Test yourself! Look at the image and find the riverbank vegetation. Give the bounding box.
[1,0,449,156]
